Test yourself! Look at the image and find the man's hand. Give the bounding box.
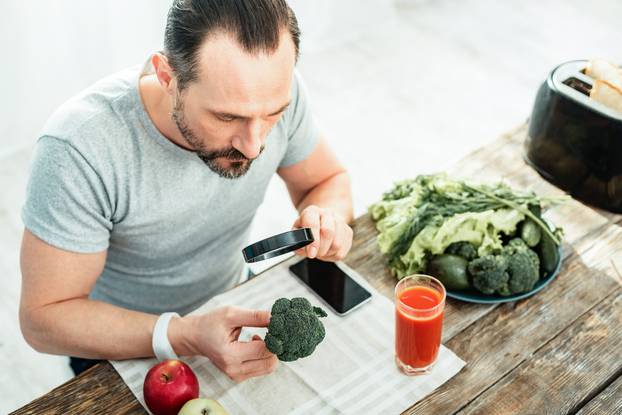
[170,306,278,383]
[292,205,353,261]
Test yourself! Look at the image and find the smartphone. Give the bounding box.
[289,258,372,316]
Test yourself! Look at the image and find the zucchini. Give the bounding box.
[537,232,559,275]
[520,219,542,247]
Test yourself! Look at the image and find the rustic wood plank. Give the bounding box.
[456,224,622,414]
[576,374,622,415]
[9,362,145,415]
[13,124,622,414]
[456,289,622,415]
[448,126,525,179]
[402,224,622,415]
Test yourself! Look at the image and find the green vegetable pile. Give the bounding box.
[265,297,327,361]
[369,174,566,296]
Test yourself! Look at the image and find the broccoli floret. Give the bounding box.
[497,239,541,295]
[264,297,327,362]
[467,255,509,294]
[467,238,540,296]
[445,241,478,260]
[503,237,530,255]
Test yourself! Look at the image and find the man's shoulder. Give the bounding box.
[285,70,305,115]
[279,70,313,132]
[40,65,142,149]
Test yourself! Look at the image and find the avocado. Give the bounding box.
[427,254,470,291]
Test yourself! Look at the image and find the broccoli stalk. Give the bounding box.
[264,298,327,362]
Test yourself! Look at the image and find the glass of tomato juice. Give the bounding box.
[395,274,446,375]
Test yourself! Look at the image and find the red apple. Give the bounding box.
[143,359,199,415]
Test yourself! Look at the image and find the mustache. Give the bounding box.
[198,145,265,161]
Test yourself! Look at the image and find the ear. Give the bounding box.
[151,52,177,95]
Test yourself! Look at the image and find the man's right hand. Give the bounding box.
[20,230,278,378]
[169,306,278,383]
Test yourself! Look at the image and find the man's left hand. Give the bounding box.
[292,205,353,261]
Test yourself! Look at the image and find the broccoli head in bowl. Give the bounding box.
[467,238,541,296]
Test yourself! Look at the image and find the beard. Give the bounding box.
[171,96,264,179]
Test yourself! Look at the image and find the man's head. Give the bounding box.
[154,0,300,178]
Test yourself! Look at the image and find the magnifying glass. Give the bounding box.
[242,228,314,263]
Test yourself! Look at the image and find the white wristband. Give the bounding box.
[152,312,180,361]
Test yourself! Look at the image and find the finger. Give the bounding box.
[230,327,242,341]
[338,225,354,259]
[299,207,321,258]
[233,355,279,382]
[325,223,353,261]
[292,216,301,229]
[230,338,274,360]
[225,307,271,328]
[252,334,262,341]
[324,219,343,258]
[292,216,309,257]
[317,211,336,258]
[292,215,308,256]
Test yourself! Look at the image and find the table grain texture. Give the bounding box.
[11,125,622,415]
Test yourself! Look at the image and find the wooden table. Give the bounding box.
[11,125,622,415]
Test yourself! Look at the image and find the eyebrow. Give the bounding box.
[213,101,291,119]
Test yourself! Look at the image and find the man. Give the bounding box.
[19,0,353,382]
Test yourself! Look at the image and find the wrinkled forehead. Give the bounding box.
[183,30,296,113]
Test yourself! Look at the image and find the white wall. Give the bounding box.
[0,0,383,158]
[0,1,172,157]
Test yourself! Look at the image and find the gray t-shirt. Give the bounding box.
[22,63,319,315]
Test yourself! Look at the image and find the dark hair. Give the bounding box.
[164,0,300,90]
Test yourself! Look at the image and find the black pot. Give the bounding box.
[525,60,622,213]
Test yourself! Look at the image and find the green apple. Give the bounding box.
[177,398,229,415]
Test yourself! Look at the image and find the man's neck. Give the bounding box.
[138,74,194,151]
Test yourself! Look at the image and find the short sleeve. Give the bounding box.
[21,136,112,253]
[279,71,321,168]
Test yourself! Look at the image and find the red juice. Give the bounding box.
[395,285,444,370]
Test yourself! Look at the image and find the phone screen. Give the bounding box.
[289,258,372,315]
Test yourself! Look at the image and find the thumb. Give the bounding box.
[252,334,262,341]
[226,308,271,328]
[292,217,301,229]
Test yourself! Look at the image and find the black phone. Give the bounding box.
[289,258,372,315]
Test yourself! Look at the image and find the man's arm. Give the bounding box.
[19,230,277,381]
[20,229,163,359]
[278,135,354,261]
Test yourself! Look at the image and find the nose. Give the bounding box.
[233,119,264,159]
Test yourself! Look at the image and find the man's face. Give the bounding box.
[171,30,296,179]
